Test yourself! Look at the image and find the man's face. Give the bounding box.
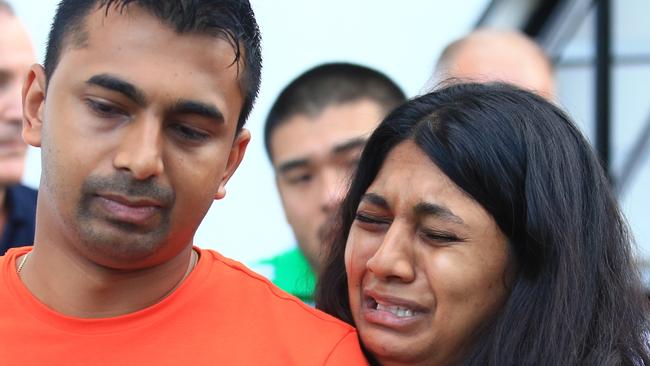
[0,12,35,186]
[22,6,248,269]
[270,100,385,273]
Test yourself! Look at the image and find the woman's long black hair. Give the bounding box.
[316,83,649,365]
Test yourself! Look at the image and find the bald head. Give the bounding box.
[433,29,555,98]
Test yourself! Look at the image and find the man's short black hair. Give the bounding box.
[264,62,406,161]
[44,0,262,131]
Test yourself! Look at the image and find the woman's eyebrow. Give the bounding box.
[414,201,465,225]
[360,193,389,209]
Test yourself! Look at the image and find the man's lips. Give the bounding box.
[95,193,165,224]
[100,193,165,207]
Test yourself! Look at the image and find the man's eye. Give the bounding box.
[85,99,126,117]
[287,174,312,185]
[169,123,210,142]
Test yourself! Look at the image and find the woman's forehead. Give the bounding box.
[365,141,497,227]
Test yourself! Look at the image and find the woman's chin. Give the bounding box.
[360,329,422,365]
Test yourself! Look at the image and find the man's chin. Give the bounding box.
[317,217,338,244]
[76,234,169,269]
[75,220,171,262]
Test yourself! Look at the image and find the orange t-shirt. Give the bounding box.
[0,247,368,365]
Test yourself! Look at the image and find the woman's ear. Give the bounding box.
[22,64,47,148]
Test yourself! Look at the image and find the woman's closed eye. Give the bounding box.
[354,212,392,228]
[419,228,465,245]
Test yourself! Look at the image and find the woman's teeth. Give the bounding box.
[376,303,416,317]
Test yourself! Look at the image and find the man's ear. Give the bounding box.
[22,64,47,148]
[215,128,251,200]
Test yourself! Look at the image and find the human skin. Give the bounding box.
[345,141,512,366]
[19,5,249,318]
[271,99,384,273]
[0,12,35,193]
[439,30,555,99]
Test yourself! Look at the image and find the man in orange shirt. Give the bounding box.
[0,1,368,364]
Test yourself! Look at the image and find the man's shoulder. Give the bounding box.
[198,248,367,364]
[7,184,38,201]
[255,246,316,301]
[202,249,324,315]
[200,248,352,334]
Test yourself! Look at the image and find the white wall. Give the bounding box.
[9,0,488,264]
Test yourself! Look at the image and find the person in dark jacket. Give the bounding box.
[0,1,37,253]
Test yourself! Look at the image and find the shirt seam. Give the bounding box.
[323,329,359,365]
[214,252,355,329]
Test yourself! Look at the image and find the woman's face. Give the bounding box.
[345,141,512,366]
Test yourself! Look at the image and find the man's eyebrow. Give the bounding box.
[414,202,465,225]
[332,137,367,155]
[276,137,368,174]
[169,100,224,124]
[86,74,147,106]
[360,193,390,209]
[277,158,309,174]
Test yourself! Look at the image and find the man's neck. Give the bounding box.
[17,242,198,318]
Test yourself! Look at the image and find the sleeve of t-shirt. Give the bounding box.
[324,330,369,365]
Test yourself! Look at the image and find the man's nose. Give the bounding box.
[113,117,164,180]
[319,168,347,214]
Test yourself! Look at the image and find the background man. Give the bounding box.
[0,1,37,254]
[259,63,406,303]
[0,1,367,364]
[428,28,555,98]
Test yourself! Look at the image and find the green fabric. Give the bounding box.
[259,247,316,303]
